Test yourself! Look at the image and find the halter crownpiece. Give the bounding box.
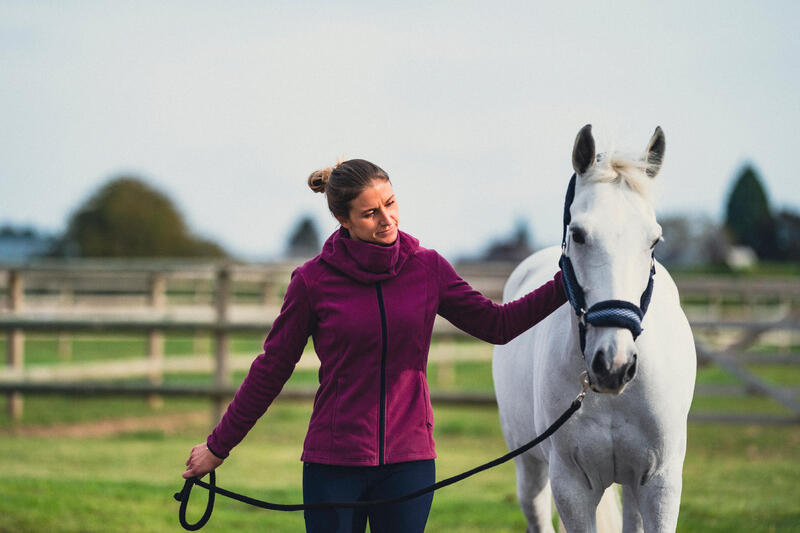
[558,173,656,353]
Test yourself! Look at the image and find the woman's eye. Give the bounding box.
[571,228,586,244]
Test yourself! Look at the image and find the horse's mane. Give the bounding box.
[583,152,654,202]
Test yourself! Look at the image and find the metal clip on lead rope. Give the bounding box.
[577,370,592,402]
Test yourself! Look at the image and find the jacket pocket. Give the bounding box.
[331,375,377,460]
[420,372,435,449]
[303,378,337,454]
[385,369,435,458]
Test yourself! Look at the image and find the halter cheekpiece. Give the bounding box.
[558,173,656,354]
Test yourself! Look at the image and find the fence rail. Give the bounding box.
[2,261,799,425]
[1,380,797,425]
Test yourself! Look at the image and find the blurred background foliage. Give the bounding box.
[1,163,799,268]
[47,177,227,259]
[725,164,779,260]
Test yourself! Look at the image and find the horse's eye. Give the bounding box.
[571,228,586,244]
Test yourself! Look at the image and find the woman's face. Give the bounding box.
[338,179,399,245]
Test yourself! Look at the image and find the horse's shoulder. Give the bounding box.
[503,246,562,302]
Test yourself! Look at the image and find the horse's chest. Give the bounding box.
[611,434,662,485]
[560,414,664,487]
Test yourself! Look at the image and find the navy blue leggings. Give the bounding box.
[302,460,435,533]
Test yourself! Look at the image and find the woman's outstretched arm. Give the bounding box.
[436,253,566,345]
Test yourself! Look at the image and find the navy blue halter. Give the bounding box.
[558,173,656,354]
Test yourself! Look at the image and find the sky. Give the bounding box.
[1,1,798,261]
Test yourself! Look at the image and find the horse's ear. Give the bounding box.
[645,126,666,178]
[572,124,595,176]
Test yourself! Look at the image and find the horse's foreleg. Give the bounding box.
[514,452,554,533]
[621,485,643,533]
[549,459,603,533]
[636,471,682,533]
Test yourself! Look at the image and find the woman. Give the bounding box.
[183,159,566,532]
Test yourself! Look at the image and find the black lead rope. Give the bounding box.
[174,393,586,531]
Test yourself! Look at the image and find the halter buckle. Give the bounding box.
[576,371,591,403]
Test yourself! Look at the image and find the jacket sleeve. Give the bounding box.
[206,269,314,458]
[436,253,567,345]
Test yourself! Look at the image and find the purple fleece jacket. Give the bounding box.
[207,228,566,466]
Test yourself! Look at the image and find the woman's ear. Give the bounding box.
[336,215,351,229]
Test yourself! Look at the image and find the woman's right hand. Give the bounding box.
[183,442,224,479]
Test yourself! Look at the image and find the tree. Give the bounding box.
[724,164,778,259]
[286,215,320,258]
[53,176,227,258]
[0,224,55,262]
[0,224,37,238]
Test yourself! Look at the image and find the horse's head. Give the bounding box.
[564,124,665,394]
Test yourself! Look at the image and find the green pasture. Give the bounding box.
[1,334,799,531]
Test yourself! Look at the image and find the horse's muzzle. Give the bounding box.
[589,350,637,394]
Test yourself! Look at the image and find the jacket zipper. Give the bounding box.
[375,282,388,465]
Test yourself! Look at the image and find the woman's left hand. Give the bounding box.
[183,442,224,479]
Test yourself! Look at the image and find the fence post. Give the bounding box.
[261,279,275,306]
[58,285,73,361]
[148,272,166,409]
[6,270,24,420]
[212,265,232,425]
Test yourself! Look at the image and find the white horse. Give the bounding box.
[493,125,696,533]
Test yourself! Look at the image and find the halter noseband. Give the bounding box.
[558,173,656,354]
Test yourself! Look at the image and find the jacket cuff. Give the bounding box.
[554,269,567,302]
[206,438,228,459]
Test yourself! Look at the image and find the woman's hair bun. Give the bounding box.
[308,158,347,194]
[308,167,332,194]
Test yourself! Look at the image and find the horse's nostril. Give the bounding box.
[625,360,637,382]
[592,351,608,376]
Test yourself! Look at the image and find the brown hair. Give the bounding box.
[307,159,391,220]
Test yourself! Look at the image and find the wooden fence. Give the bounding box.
[1,260,799,424]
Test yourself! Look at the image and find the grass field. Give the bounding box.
[1,334,799,532]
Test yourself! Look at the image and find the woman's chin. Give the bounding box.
[374,228,397,244]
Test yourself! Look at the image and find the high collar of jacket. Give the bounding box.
[320,227,418,284]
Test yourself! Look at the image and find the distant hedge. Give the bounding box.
[52,176,227,258]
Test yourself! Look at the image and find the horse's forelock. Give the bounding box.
[583,153,654,202]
